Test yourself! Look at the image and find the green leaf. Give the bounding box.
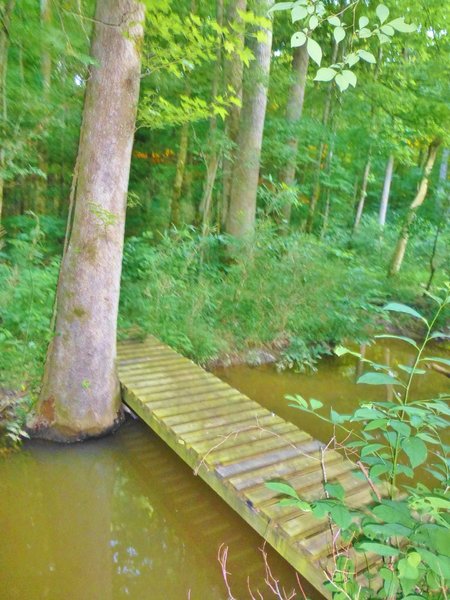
[330,505,353,529]
[401,437,427,469]
[358,27,372,39]
[346,52,360,67]
[333,26,345,44]
[359,16,369,28]
[309,14,318,29]
[376,4,389,23]
[268,2,293,13]
[375,334,419,350]
[325,482,345,500]
[358,49,376,64]
[307,37,322,65]
[327,16,340,27]
[384,302,428,324]
[391,420,411,437]
[357,372,403,386]
[361,443,385,457]
[363,521,411,538]
[335,73,349,92]
[381,24,395,36]
[334,345,349,357]
[417,548,450,579]
[421,356,450,367]
[314,67,337,82]
[398,555,420,581]
[364,418,389,432]
[309,398,323,410]
[341,69,357,88]
[355,541,400,557]
[265,481,299,498]
[398,364,426,375]
[388,17,417,33]
[291,31,307,47]
[291,5,307,22]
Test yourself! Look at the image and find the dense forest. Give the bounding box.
[0,1,449,598]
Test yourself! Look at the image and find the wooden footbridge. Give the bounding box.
[118,336,378,598]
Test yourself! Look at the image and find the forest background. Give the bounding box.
[0,0,449,399]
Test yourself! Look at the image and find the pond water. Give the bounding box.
[0,339,447,600]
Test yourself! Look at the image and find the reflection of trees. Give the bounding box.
[0,439,115,600]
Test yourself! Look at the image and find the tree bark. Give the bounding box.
[222,0,247,227]
[353,156,371,232]
[33,0,144,441]
[170,122,189,228]
[425,147,449,290]
[279,44,309,227]
[199,0,224,235]
[225,0,272,239]
[306,41,337,234]
[389,140,440,277]
[0,0,15,223]
[379,154,394,228]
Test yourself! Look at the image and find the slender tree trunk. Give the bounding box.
[353,157,371,232]
[389,140,440,277]
[306,41,337,234]
[225,0,272,239]
[0,0,15,223]
[426,147,449,290]
[379,154,394,228]
[279,45,309,227]
[170,122,189,228]
[222,0,247,227]
[320,143,334,240]
[33,0,144,441]
[200,0,223,235]
[35,0,52,214]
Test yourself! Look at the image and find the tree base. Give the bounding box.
[26,407,125,443]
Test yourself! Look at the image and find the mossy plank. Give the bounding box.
[118,338,382,600]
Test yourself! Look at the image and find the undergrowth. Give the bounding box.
[0,214,448,399]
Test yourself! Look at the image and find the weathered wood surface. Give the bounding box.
[118,336,377,598]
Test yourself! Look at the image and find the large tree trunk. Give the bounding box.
[221,0,247,227]
[379,154,394,228]
[279,44,309,227]
[0,0,15,223]
[170,122,189,228]
[352,156,371,232]
[225,0,272,239]
[33,0,144,442]
[389,140,440,277]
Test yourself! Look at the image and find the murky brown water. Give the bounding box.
[215,340,449,444]
[0,339,447,600]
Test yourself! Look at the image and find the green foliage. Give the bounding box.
[268,289,450,598]
[270,0,416,89]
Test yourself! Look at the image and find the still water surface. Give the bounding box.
[0,340,447,600]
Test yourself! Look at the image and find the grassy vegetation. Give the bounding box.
[1,213,448,396]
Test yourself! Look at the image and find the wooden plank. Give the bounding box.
[118,337,381,599]
[150,395,245,419]
[142,389,244,410]
[160,399,257,426]
[179,413,285,446]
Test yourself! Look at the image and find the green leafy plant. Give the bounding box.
[267,286,450,598]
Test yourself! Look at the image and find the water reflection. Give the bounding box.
[0,421,305,600]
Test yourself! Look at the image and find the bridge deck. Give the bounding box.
[118,336,377,598]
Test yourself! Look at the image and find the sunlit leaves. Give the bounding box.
[376,4,390,24]
[291,31,306,47]
[314,67,336,82]
[306,37,322,65]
